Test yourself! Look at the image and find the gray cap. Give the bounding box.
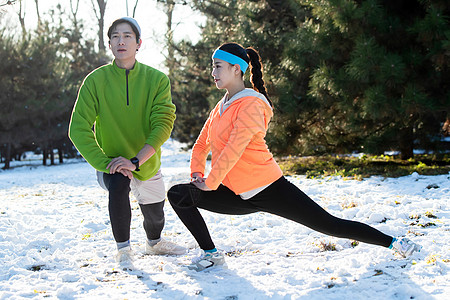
[117,16,141,38]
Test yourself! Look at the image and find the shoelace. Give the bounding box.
[156,241,178,251]
[399,240,412,251]
[191,253,210,264]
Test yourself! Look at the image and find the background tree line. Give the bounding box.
[0,0,111,169]
[0,0,163,169]
[169,0,450,160]
[1,0,448,170]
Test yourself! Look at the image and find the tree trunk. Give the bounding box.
[399,127,414,160]
[50,148,55,165]
[98,4,105,53]
[58,148,64,164]
[91,0,107,53]
[164,0,175,78]
[42,148,47,166]
[2,143,11,170]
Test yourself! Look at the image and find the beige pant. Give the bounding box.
[97,169,166,205]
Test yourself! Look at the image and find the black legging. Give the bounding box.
[103,173,165,243]
[168,176,393,251]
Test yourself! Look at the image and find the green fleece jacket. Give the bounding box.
[68,60,176,181]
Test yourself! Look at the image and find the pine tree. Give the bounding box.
[0,7,108,168]
[170,0,304,146]
[170,0,449,159]
[0,30,23,168]
[169,0,240,146]
[300,0,450,158]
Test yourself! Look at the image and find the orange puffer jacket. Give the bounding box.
[190,89,283,194]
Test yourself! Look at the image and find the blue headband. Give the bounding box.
[212,49,249,73]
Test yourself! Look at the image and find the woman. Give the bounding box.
[168,43,421,271]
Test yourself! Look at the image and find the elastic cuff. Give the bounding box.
[117,240,130,250]
[191,172,204,178]
[204,248,217,253]
[147,237,161,247]
[388,237,396,249]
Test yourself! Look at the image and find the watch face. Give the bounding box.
[131,157,139,164]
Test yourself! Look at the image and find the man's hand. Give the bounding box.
[105,145,155,180]
[118,169,134,180]
[107,156,135,179]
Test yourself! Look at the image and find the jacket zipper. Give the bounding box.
[126,69,130,106]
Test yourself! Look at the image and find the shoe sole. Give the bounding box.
[145,249,186,255]
[188,258,226,272]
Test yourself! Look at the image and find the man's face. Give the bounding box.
[109,22,141,61]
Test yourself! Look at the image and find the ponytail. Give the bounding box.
[245,47,272,107]
[217,43,273,108]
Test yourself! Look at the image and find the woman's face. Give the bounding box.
[211,58,238,90]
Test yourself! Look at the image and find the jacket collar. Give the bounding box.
[112,59,141,77]
[220,88,272,115]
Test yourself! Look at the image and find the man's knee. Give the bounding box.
[104,173,131,193]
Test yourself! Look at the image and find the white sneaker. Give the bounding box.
[115,246,134,269]
[188,250,226,272]
[145,238,186,255]
[390,237,422,257]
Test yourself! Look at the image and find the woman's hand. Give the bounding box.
[191,172,206,183]
[192,180,212,191]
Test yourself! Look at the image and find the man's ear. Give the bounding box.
[137,39,142,50]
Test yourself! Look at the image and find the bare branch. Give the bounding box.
[0,0,17,8]
[69,0,80,26]
[90,0,99,19]
[132,0,139,18]
[34,0,41,27]
[17,0,26,37]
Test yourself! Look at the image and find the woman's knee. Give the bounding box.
[167,183,200,208]
[167,184,182,202]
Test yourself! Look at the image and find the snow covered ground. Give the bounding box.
[0,139,449,300]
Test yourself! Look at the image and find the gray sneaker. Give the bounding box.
[145,239,186,255]
[390,237,422,257]
[115,246,135,269]
[188,250,226,271]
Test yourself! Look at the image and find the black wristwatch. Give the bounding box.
[130,157,140,171]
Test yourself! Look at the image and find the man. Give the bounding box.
[69,17,185,265]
